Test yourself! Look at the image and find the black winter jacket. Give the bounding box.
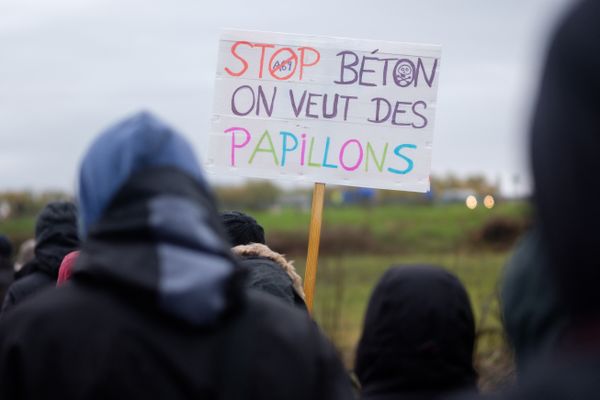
[0,281,351,400]
[233,243,307,310]
[0,168,352,400]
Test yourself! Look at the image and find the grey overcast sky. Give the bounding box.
[0,0,576,194]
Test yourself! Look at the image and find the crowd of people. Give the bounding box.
[0,114,480,399]
[0,0,599,398]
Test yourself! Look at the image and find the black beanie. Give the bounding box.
[220,211,265,247]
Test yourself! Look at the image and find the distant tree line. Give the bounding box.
[0,191,72,219]
[0,174,499,217]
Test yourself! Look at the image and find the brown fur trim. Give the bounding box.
[232,243,305,300]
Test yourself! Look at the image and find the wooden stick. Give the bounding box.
[304,182,326,313]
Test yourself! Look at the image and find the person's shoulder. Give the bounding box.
[510,353,600,400]
[241,290,321,348]
[9,270,53,292]
[235,244,306,308]
[243,257,292,286]
[2,271,54,307]
[455,354,600,400]
[0,282,107,336]
[244,289,311,327]
[233,291,353,398]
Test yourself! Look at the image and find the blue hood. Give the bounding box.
[78,111,205,237]
[75,111,241,326]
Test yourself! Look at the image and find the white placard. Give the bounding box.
[207,30,441,192]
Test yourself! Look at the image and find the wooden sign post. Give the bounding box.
[303,182,326,312]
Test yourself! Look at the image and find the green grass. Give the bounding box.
[255,201,529,253]
[255,201,527,228]
[0,216,36,245]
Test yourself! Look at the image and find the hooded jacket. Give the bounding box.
[466,2,600,400]
[530,0,600,321]
[221,211,306,309]
[355,265,477,400]
[1,202,79,314]
[233,243,306,310]
[0,111,353,400]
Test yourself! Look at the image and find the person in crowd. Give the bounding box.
[0,111,353,400]
[56,250,80,286]
[221,210,265,246]
[355,265,477,400]
[221,211,307,310]
[0,236,13,306]
[530,0,600,323]
[459,1,600,399]
[1,202,79,314]
[500,228,568,376]
[13,239,35,279]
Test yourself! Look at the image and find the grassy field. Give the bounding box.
[0,216,38,244]
[0,202,527,345]
[254,201,529,253]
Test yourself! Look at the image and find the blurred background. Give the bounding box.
[0,0,577,391]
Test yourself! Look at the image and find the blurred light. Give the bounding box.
[484,195,495,209]
[465,195,477,210]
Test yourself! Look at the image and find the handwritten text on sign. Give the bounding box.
[207,30,441,192]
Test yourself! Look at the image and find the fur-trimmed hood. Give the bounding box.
[232,243,306,307]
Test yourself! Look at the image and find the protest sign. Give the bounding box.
[208,30,442,310]
[207,30,441,193]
